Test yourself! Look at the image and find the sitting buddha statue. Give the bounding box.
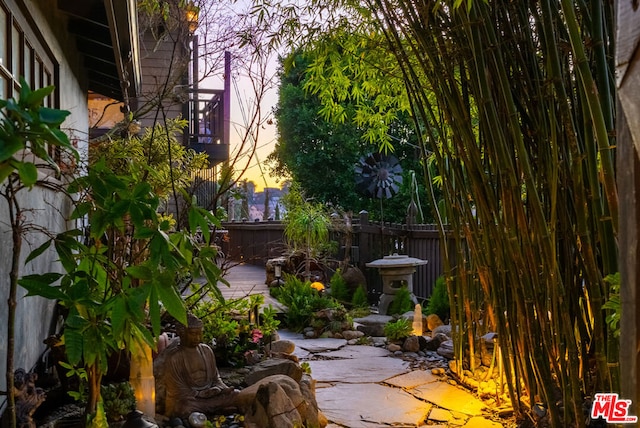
[159,314,238,417]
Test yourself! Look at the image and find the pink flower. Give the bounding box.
[251,329,263,343]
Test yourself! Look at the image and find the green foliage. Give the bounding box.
[270,51,433,223]
[329,269,351,303]
[191,294,279,366]
[351,286,369,309]
[272,274,342,332]
[603,273,621,338]
[425,276,450,321]
[100,383,136,422]
[20,157,225,419]
[300,362,312,375]
[387,286,413,316]
[1,79,78,428]
[301,28,410,152]
[282,184,333,279]
[260,305,281,337]
[58,361,88,402]
[283,184,331,253]
[90,118,207,201]
[383,318,412,341]
[0,78,78,184]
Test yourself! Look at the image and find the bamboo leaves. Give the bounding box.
[354,0,617,424]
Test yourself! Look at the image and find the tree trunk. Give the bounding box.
[6,185,21,428]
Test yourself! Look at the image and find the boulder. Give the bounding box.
[244,379,303,428]
[342,330,365,341]
[387,343,402,353]
[238,375,327,428]
[340,265,368,294]
[402,336,421,353]
[425,333,449,351]
[426,314,444,331]
[245,359,303,386]
[432,324,452,337]
[437,340,455,359]
[299,374,328,427]
[353,314,393,337]
[268,339,296,355]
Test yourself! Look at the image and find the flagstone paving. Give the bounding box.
[280,328,503,427]
[225,263,508,427]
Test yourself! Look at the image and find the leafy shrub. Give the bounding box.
[191,294,279,366]
[384,318,413,341]
[387,285,414,315]
[425,275,450,321]
[351,286,369,308]
[329,269,351,303]
[273,274,343,332]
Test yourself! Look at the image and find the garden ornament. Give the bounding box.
[160,314,239,417]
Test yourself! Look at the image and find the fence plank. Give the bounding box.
[221,220,450,301]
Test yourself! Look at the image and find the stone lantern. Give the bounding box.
[366,253,428,315]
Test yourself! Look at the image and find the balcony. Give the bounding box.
[188,89,230,165]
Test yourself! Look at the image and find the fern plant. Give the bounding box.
[384,318,413,341]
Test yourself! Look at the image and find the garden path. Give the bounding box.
[222,263,509,427]
[218,262,286,313]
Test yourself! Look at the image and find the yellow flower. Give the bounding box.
[310,282,325,291]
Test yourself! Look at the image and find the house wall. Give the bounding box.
[0,0,88,413]
[136,29,190,129]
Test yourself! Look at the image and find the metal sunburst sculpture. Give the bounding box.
[355,153,403,222]
[355,153,403,199]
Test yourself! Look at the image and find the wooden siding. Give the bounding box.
[136,30,188,129]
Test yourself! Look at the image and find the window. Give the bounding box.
[1,0,60,161]
[0,5,6,67]
[0,0,58,100]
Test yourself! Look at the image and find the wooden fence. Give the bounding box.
[220,212,451,301]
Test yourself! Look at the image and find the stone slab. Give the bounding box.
[307,356,410,383]
[385,370,440,389]
[429,407,453,422]
[464,416,505,427]
[316,344,391,359]
[316,383,431,428]
[276,330,347,353]
[295,337,347,353]
[353,314,394,324]
[412,382,486,416]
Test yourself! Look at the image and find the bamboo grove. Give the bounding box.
[362,0,618,425]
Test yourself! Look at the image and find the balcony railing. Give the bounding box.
[188,88,230,165]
